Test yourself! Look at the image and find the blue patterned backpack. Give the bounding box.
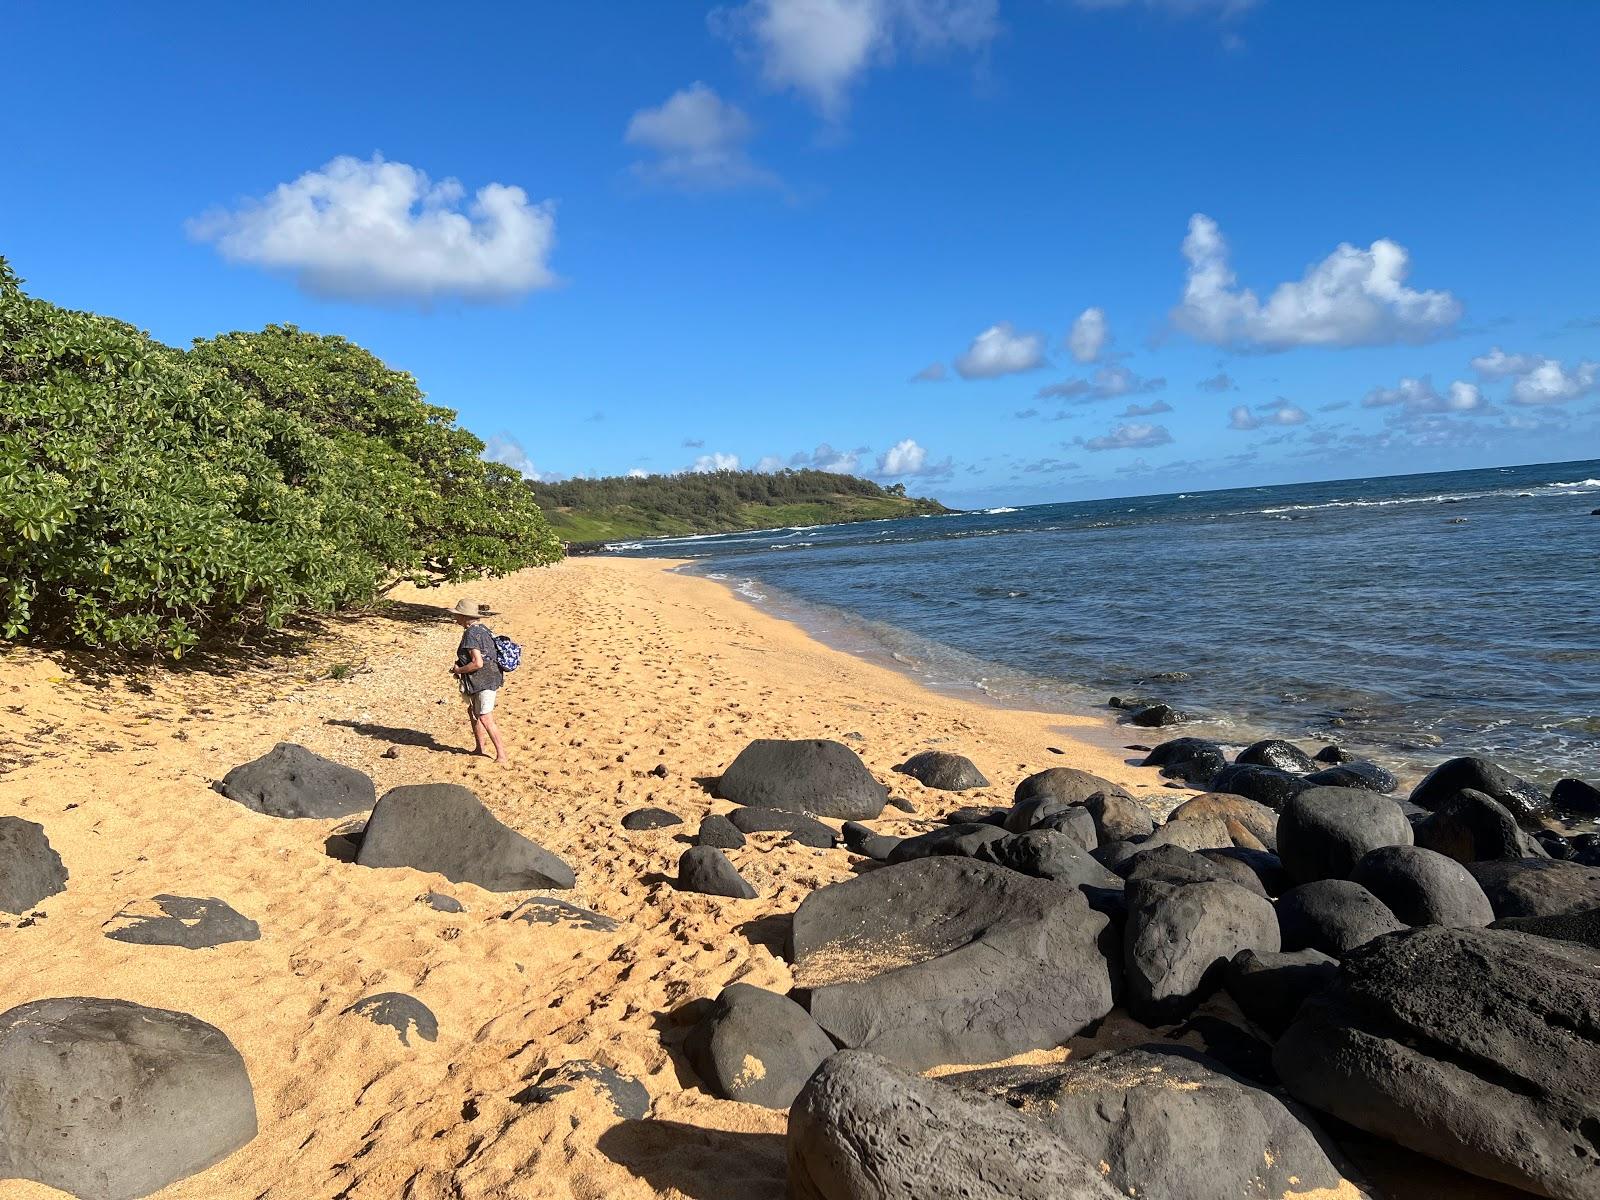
[493,634,522,673]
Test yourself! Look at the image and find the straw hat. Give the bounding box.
[447,598,491,618]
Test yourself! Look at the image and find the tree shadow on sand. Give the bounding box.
[596,1119,786,1200]
[325,718,474,756]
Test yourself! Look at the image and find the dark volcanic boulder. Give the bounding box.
[1409,755,1549,821]
[343,992,437,1046]
[727,806,836,849]
[1494,908,1600,952]
[1166,792,1278,852]
[686,983,837,1109]
[974,830,1124,891]
[1466,858,1600,919]
[1237,738,1318,775]
[840,822,900,862]
[513,1059,649,1121]
[103,895,260,949]
[1123,844,1265,897]
[621,807,681,831]
[356,784,575,891]
[1013,766,1128,808]
[0,816,67,914]
[1081,789,1156,842]
[1225,947,1339,1035]
[1275,925,1600,1198]
[696,813,747,850]
[717,739,887,821]
[0,996,256,1200]
[1314,744,1354,764]
[791,857,1116,1070]
[1554,778,1600,815]
[1128,703,1185,728]
[1350,845,1494,927]
[218,742,375,819]
[1123,879,1280,1023]
[943,804,1008,827]
[1032,804,1098,850]
[787,1050,1118,1200]
[951,1045,1368,1200]
[886,822,1007,863]
[1277,879,1406,956]
[1096,817,1233,872]
[1202,846,1289,895]
[893,750,988,791]
[1141,737,1227,788]
[1277,786,1413,884]
[1208,763,1310,811]
[677,846,757,899]
[1304,760,1399,793]
[1413,787,1544,862]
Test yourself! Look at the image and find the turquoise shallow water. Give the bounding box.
[608,460,1600,791]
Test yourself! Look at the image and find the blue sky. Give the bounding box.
[5,0,1598,507]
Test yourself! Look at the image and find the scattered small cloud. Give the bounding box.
[1565,316,1600,331]
[1019,456,1082,474]
[483,432,557,480]
[583,410,606,423]
[625,82,778,190]
[954,322,1047,379]
[1067,306,1109,364]
[689,451,741,472]
[1510,358,1598,406]
[1362,375,1488,414]
[875,437,953,479]
[1227,404,1258,430]
[188,154,557,305]
[1228,401,1306,430]
[682,437,706,448]
[711,0,999,120]
[1197,371,1235,392]
[1318,400,1350,412]
[1171,213,1462,350]
[1078,422,1173,452]
[1470,346,1541,380]
[1013,407,1039,420]
[1037,364,1164,402]
[910,361,949,382]
[1120,399,1173,417]
[627,468,649,478]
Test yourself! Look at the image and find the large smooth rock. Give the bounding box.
[1350,845,1495,927]
[1012,766,1128,808]
[1466,858,1600,919]
[0,816,67,914]
[1277,786,1413,884]
[1236,738,1318,775]
[1413,788,1545,862]
[786,1050,1118,1200]
[1166,792,1278,852]
[885,822,1007,863]
[1123,844,1265,897]
[104,895,260,949]
[686,983,836,1109]
[1123,878,1280,1023]
[1031,804,1099,850]
[1208,763,1311,810]
[677,846,757,899]
[0,997,256,1200]
[718,739,887,821]
[217,742,374,819]
[1554,778,1600,815]
[621,807,681,831]
[1409,755,1550,822]
[951,1045,1369,1200]
[356,784,575,890]
[791,857,1116,1071]
[1225,947,1339,1035]
[1081,789,1155,842]
[1275,925,1600,1199]
[974,830,1124,892]
[1493,908,1600,952]
[893,750,988,791]
[727,806,836,848]
[1304,761,1399,793]
[1277,879,1406,956]
[696,813,747,850]
[1141,737,1227,788]
[840,821,900,862]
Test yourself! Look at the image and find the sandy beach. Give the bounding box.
[0,556,1177,1200]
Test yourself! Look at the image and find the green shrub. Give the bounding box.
[0,257,562,656]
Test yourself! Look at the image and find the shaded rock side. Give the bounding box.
[686,983,837,1109]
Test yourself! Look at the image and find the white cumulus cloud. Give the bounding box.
[712,0,999,119]
[690,452,742,472]
[1470,346,1542,380]
[1037,364,1164,402]
[1363,375,1488,414]
[874,437,952,478]
[1081,422,1173,451]
[1510,359,1599,406]
[954,322,1047,379]
[625,82,777,190]
[1171,214,1461,350]
[1068,306,1109,363]
[189,155,557,305]
[483,433,558,481]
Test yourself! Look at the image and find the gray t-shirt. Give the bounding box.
[457,623,505,695]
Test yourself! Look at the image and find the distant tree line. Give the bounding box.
[0,256,561,656]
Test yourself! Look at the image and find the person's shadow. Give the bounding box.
[325,719,473,755]
[595,1120,786,1199]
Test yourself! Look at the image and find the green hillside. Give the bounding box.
[527,469,951,545]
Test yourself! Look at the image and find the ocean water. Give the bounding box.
[607,460,1600,791]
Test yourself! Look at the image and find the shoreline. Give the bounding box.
[0,557,1178,1199]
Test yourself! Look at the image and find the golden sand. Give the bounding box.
[0,556,1177,1199]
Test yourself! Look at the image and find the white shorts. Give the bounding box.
[465,688,497,715]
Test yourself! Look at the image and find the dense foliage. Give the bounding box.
[528,469,949,544]
[0,259,561,655]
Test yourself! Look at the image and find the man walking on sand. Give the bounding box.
[448,599,508,764]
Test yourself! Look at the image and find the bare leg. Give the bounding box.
[466,702,487,755]
[476,712,508,764]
